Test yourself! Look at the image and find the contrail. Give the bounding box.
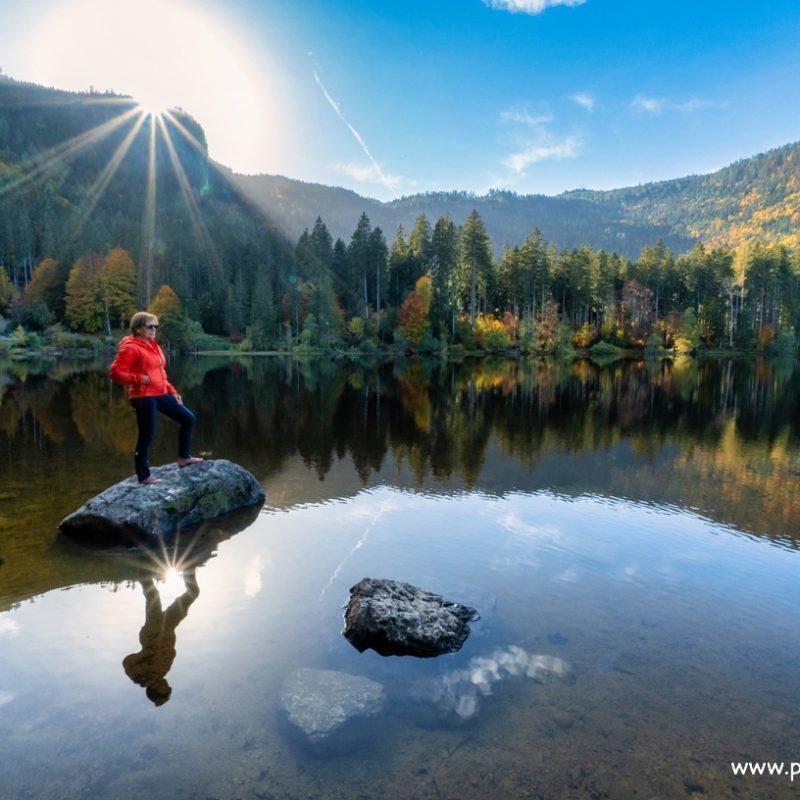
[313,70,399,198]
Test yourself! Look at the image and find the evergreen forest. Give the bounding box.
[1,76,799,356]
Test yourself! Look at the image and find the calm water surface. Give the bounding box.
[1,355,800,800]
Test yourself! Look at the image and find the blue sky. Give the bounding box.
[2,0,799,200]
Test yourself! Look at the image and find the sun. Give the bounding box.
[16,0,281,174]
[134,90,171,119]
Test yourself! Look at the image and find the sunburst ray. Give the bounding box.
[67,111,148,241]
[0,106,140,198]
[157,115,224,282]
[141,115,159,305]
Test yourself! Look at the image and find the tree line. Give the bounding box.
[2,208,799,354]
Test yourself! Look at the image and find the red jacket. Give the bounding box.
[109,336,178,399]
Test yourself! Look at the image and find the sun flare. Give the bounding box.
[15,0,279,173]
[135,95,169,119]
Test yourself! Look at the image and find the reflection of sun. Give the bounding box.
[159,567,188,606]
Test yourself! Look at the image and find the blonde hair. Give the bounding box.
[129,312,158,336]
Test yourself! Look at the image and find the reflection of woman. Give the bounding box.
[109,312,202,484]
[122,568,200,706]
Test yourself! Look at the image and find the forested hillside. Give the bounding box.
[0,76,293,333]
[1,76,798,355]
[564,142,800,250]
[227,171,692,260]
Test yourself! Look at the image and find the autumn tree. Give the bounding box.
[24,258,66,321]
[0,267,17,316]
[65,254,104,332]
[149,284,184,346]
[99,247,137,333]
[399,275,433,351]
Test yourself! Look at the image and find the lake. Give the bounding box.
[1,354,799,799]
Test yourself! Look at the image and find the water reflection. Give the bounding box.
[1,354,800,612]
[122,567,200,706]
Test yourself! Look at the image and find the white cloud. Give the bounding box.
[632,94,714,114]
[0,618,20,638]
[500,109,553,126]
[243,555,266,598]
[498,512,561,540]
[570,93,596,112]
[483,0,587,14]
[503,135,581,173]
[334,161,404,191]
[632,94,664,114]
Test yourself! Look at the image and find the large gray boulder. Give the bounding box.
[59,459,265,543]
[343,577,479,658]
[280,668,385,744]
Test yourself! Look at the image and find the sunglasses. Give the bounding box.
[144,324,159,330]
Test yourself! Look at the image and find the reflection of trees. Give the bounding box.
[71,372,136,455]
[396,361,432,432]
[4,355,800,542]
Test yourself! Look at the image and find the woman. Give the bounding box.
[110,311,202,484]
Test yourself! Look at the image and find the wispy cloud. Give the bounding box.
[313,70,399,199]
[570,93,596,112]
[632,94,714,114]
[500,109,553,126]
[632,94,664,114]
[334,161,405,192]
[492,103,582,189]
[483,0,587,14]
[503,135,581,172]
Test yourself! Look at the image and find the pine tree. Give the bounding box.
[458,210,493,325]
[347,213,372,321]
[430,216,458,337]
[389,226,409,309]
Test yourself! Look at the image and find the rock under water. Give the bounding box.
[280,668,386,744]
[343,577,479,658]
[58,459,265,543]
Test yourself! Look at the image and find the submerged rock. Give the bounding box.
[343,577,479,658]
[58,459,265,543]
[413,646,572,721]
[280,668,386,744]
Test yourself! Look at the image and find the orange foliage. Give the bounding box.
[757,324,775,351]
[398,275,432,350]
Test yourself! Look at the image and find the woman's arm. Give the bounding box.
[109,341,146,385]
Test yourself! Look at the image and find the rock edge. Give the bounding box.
[58,459,265,542]
[343,577,479,658]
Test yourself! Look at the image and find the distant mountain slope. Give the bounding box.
[226,170,693,260]
[562,142,800,250]
[230,143,800,258]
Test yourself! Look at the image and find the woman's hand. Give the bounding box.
[173,394,183,405]
[141,375,151,385]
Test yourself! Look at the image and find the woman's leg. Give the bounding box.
[131,398,158,482]
[155,394,196,459]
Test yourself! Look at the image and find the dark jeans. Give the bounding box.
[131,394,195,482]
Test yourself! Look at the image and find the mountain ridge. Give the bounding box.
[225,140,800,257]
